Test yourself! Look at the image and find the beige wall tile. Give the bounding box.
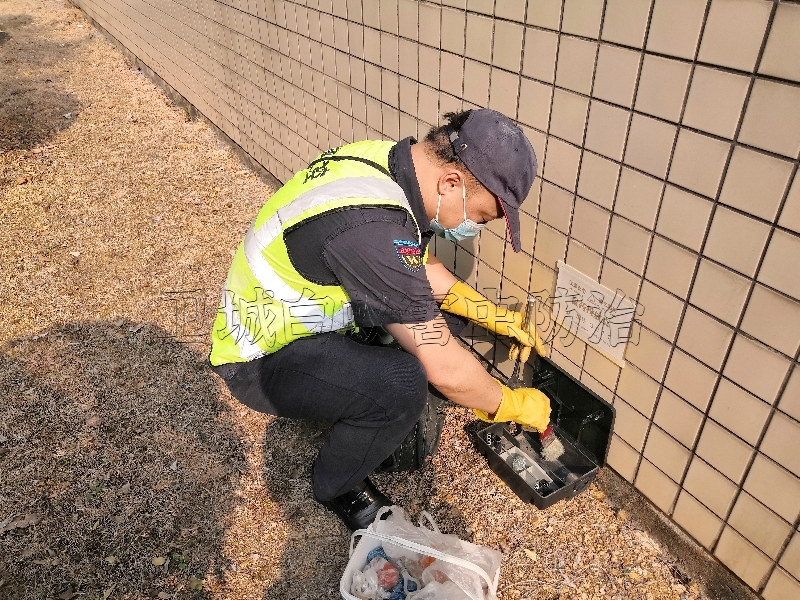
[577,151,620,211]
[566,240,602,280]
[549,88,589,145]
[617,365,661,418]
[624,114,677,179]
[644,425,691,481]
[465,12,492,63]
[669,129,730,198]
[583,346,621,390]
[418,84,438,125]
[593,43,640,108]
[741,285,800,357]
[606,216,651,275]
[602,0,651,48]
[696,420,753,483]
[417,2,439,47]
[624,327,670,382]
[479,230,505,267]
[523,27,558,83]
[759,230,800,301]
[724,334,791,404]
[683,67,749,139]
[534,223,568,269]
[689,259,750,326]
[779,366,800,422]
[440,6,466,54]
[763,568,800,600]
[729,492,792,559]
[615,168,663,229]
[398,0,419,40]
[638,281,683,343]
[463,59,490,106]
[760,2,800,82]
[636,459,679,512]
[518,78,552,132]
[684,456,738,517]
[720,147,793,222]
[530,261,556,299]
[382,70,400,106]
[778,174,800,235]
[613,398,650,451]
[488,68,520,118]
[585,100,630,161]
[493,20,525,72]
[417,46,439,88]
[398,39,418,79]
[379,1,399,33]
[646,0,706,59]
[780,532,800,580]
[525,0,561,29]
[494,0,526,22]
[553,337,586,371]
[398,76,417,115]
[744,454,800,524]
[646,237,698,299]
[760,412,800,478]
[606,433,639,482]
[468,0,494,15]
[716,526,773,590]
[698,0,772,72]
[636,54,692,122]
[599,260,642,302]
[571,196,610,253]
[709,378,771,446]
[503,246,532,290]
[656,185,713,252]
[543,138,581,193]
[740,80,800,159]
[704,206,770,277]
[440,52,464,98]
[555,36,597,95]
[538,182,574,234]
[654,389,704,448]
[677,307,734,371]
[673,491,724,549]
[561,0,603,37]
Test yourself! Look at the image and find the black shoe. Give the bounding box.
[318,478,392,531]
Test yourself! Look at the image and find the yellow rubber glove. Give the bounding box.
[442,281,545,356]
[473,380,551,432]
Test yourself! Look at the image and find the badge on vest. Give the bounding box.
[393,240,423,271]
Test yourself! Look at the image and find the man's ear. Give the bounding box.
[437,170,465,195]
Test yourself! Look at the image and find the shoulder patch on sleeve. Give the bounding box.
[393,239,423,271]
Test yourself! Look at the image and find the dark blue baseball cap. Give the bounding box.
[447,109,537,252]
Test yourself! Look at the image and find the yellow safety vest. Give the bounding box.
[209,140,421,366]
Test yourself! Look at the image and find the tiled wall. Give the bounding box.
[73,0,800,597]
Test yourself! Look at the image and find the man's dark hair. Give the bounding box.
[424,110,472,166]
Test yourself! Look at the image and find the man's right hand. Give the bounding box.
[473,380,551,432]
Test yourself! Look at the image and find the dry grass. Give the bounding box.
[1,1,709,599]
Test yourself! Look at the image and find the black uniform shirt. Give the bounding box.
[284,137,441,327]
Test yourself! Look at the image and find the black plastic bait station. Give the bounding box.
[469,356,616,509]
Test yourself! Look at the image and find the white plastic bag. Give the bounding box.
[350,506,501,600]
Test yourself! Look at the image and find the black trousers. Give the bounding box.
[213,332,429,501]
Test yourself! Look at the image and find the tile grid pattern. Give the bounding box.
[73,1,800,597]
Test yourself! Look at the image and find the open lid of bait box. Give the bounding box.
[468,356,616,509]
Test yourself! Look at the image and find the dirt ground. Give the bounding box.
[1,1,714,599]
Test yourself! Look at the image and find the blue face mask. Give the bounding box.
[430,180,485,242]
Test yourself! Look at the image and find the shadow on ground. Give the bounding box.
[0,11,82,150]
[0,321,245,599]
